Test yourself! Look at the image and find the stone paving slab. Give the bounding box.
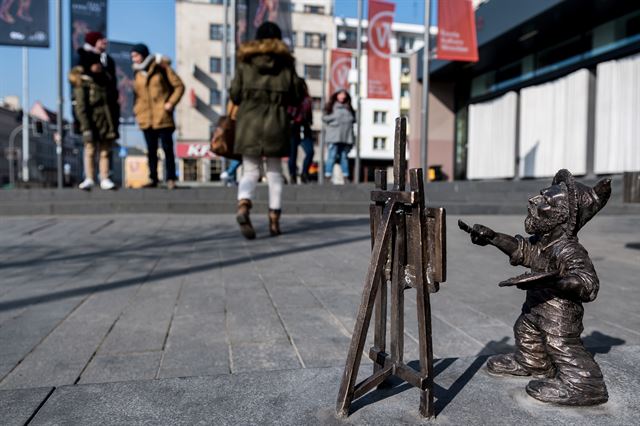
[0,213,638,423]
[0,387,52,426]
[21,345,640,425]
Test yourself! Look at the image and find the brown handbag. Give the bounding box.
[210,101,241,160]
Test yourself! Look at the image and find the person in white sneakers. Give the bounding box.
[69,31,119,190]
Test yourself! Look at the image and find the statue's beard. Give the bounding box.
[525,204,569,235]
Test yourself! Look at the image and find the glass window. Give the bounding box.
[398,35,415,53]
[304,32,323,48]
[210,57,221,73]
[210,89,221,105]
[373,137,386,150]
[373,111,386,124]
[304,5,324,14]
[312,97,322,110]
[400,85,410,98]
[304,65,322,80]
[210,24,223,40]
[337,27,358,49]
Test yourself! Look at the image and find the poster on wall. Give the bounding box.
[329,49,352,96]
[108,41,135,125]
[0,0,49,47]
[367,0,395,99]
[70,0,107,66]
[236,0,294,50]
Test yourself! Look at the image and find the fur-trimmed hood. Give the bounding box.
[68,65,93,87]
[133,53,172,72]
[237,39,293,70]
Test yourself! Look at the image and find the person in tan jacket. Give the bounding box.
[130,43,184,189]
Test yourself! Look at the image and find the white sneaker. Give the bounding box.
[78,178,94,190]
[220,171,229,182]
[100,178,116,190]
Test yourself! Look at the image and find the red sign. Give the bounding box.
[436,0,479,62]
[176,142,213,159]
[367,0,395,99]
[329,49,352,96]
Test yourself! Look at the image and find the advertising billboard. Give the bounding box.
[0,0,49,47]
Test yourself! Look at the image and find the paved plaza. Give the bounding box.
[0,213,639,424]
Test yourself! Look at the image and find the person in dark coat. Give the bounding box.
[70,31,120,190]
[288,80,314,184]
[230,22,304,239]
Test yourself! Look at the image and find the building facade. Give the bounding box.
[334,17,424,182]
[175,0,334,184]
[410,0,640,181]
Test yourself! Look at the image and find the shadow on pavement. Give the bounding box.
[347,331,626,417]
[0,232,369,312]
[624,242,640,250]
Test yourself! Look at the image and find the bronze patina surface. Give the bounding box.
[459,169,612,406]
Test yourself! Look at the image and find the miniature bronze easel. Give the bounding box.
[336,117,446,418]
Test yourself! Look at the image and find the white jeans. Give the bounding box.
[237,155,283,210]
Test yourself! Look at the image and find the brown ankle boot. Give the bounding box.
[236,199,256,240]
[268,209,282,236]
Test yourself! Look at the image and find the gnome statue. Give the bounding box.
[459,169,611,406]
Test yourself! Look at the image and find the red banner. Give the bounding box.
[176,142,213,159]
[367,0,395,99]
[329,49,352,96]
[436,0,479,62]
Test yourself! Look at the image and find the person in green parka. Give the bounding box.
[230,22,304,239]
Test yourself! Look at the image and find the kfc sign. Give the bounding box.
[329,50,352,95]
[367,0,395,99]
[176,142,213,159]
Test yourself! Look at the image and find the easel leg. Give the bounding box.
[390,213,405,365]
[336,205,394,417]
[371,204,388,376]
[417,283,435,418]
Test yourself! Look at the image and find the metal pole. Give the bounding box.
[319,36,327,184]
[56,0,63,189]
[230,0,236,74]
[420,0,431,185]
[8,125,23,187]
[221,0,229,109]
[21,47,29,182]
[354,0,363,184]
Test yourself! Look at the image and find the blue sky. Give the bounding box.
[0,0,426,147]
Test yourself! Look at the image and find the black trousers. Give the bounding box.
[143,127,176,182]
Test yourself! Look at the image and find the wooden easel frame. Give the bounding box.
[336,117,446,418]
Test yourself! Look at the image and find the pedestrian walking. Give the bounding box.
[230,22,304,239]
[322,89,355,183]
[220,159,242,186]
[70,31,120,190]
[130,43,185,189]
[288,80,314,184]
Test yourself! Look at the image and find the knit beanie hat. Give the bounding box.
[130,43,150,59]
[85,31,105,47]
[255,22,282,40]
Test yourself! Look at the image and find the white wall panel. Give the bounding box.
[467,91,517,179]
[595,55,640,174]
[518,69,589,177]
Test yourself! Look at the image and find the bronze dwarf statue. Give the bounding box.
[460,169,611,406]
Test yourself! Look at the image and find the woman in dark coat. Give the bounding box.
[230,22,303,239]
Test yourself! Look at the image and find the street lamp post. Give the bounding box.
[354,0,363,184]
[56,0,64,189]
[420,0,432,186]
[319,35,327,184]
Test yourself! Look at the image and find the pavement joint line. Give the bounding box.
[156,268,187,379]
[600,318,640,337]
[23,386,55,426]
[221,247,235,375]
[21,219,58,236]
[246,238,306,369]
[89,219,115,235]
[71,219,172,385]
